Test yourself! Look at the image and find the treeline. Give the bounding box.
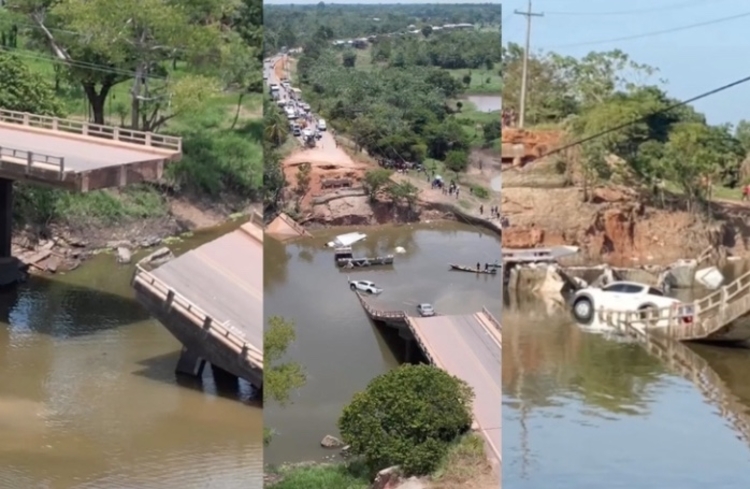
[0,0,264,228]
[300,38,471,163]
[264,3,500,54]
[503,42,749,210]
[373,29,501,71]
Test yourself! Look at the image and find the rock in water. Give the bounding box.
[116,247,132,264]
[320,434,344,448]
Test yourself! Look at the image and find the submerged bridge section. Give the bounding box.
[133,217,263,388]
[599,268,750,343]
[0,108,182,285]
[354,293,502,474]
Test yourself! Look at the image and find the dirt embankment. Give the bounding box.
[13,193,250,275]
[502,158,750,265]
[281,142,501,232]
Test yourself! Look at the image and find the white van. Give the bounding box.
[317,119,327,131]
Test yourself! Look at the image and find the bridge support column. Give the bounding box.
[175,347,206,377]
[0,178,21,287]
[211,364,239,390]
[404,338,414,363]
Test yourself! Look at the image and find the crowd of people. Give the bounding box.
[501,108,517,128]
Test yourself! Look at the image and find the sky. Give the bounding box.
[264,1,499,4]
[502,0,750,126]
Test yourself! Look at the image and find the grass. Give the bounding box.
[430,434,494,488]
[267,434,493,489]
[449,67,501,95]
[267,463,369,489]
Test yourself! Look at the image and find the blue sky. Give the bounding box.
[502,0,750,125]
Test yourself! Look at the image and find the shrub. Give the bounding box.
[338,364,473,476]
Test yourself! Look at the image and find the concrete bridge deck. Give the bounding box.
[353,292,501,474]
[0,108,181,191]
[132,218,264,388]
[600,267,750,343]
[406,312,501,472]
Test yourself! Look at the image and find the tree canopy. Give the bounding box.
[503,42,748,209]
[338,364,473,476]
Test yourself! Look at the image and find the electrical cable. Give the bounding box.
[550,10,750,48]
[536,72,750,159]
[0,46,168,79]
[544,0,720,16]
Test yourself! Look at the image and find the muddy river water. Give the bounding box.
[467,94,501,113]
[264,221,501,465]
[0,225,262,489]
[503,262,750,489]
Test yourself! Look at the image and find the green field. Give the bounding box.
[450,67,501,95]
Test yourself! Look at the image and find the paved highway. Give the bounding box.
[264,55,337,151]
[150,221,263,348]
[408,312,501,469]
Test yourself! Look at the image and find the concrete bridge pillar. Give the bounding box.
[211,364,239,390]
[0,178,11,258]
[0,178,22,287]
[175,347,206,377]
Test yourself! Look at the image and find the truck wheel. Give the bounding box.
[572,296,594,324]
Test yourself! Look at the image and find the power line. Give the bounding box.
[538,73,750,160]
[0,46,168,80]
[551,10,750,48]
[544,0,720,16]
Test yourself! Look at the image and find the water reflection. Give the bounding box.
[264,222,501,464]
[503,294,750,488]
[0,235,262,488]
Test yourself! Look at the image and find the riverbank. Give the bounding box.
[12,191,256,275]
[265,433,496,489]
[501,153,750,265]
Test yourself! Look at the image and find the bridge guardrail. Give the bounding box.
[600,267,750,341]
[0,146,67,178]
[0,108,182,153]
[133,265,263,368]
[482,307,501,332]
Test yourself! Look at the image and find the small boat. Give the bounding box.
[327,232,367,248]
[449,264,497,275]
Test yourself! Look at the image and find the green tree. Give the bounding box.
[363,168,393,200]
[0,52,63,115]
[445,149,469,172]
[264,316,307,445]
[338,364,473,475]
[342,51,357,68]
[8,0,225,128]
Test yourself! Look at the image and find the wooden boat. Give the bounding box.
[449,264,497,275]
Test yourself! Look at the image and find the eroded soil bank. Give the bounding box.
[502,163,750,266]
[13,194,254,275]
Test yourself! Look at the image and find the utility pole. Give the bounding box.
[514,0,543,128]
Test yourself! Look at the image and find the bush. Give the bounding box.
[338,364,473,476]
[445,150,469,172]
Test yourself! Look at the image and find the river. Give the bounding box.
[503,265,750,488]
[467,94,501,113]
[263,221,501,465]
[0,225,263,489]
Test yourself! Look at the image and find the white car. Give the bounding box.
[416,303,435,317]
[570,281,693,326]
[349,279,382,294]
[317,119,327,131]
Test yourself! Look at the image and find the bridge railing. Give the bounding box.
[0,108,182,153]
[133,264,263,368]
[599,268,750,340]
[0,146,67,178]
[354,291,407,320]
[482,307,501,332]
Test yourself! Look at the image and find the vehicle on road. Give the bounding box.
[291,125,301,136]
[317,118,327,131]
[348,279,382,294]
[417,303,436,317]
[570,281,694,327]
